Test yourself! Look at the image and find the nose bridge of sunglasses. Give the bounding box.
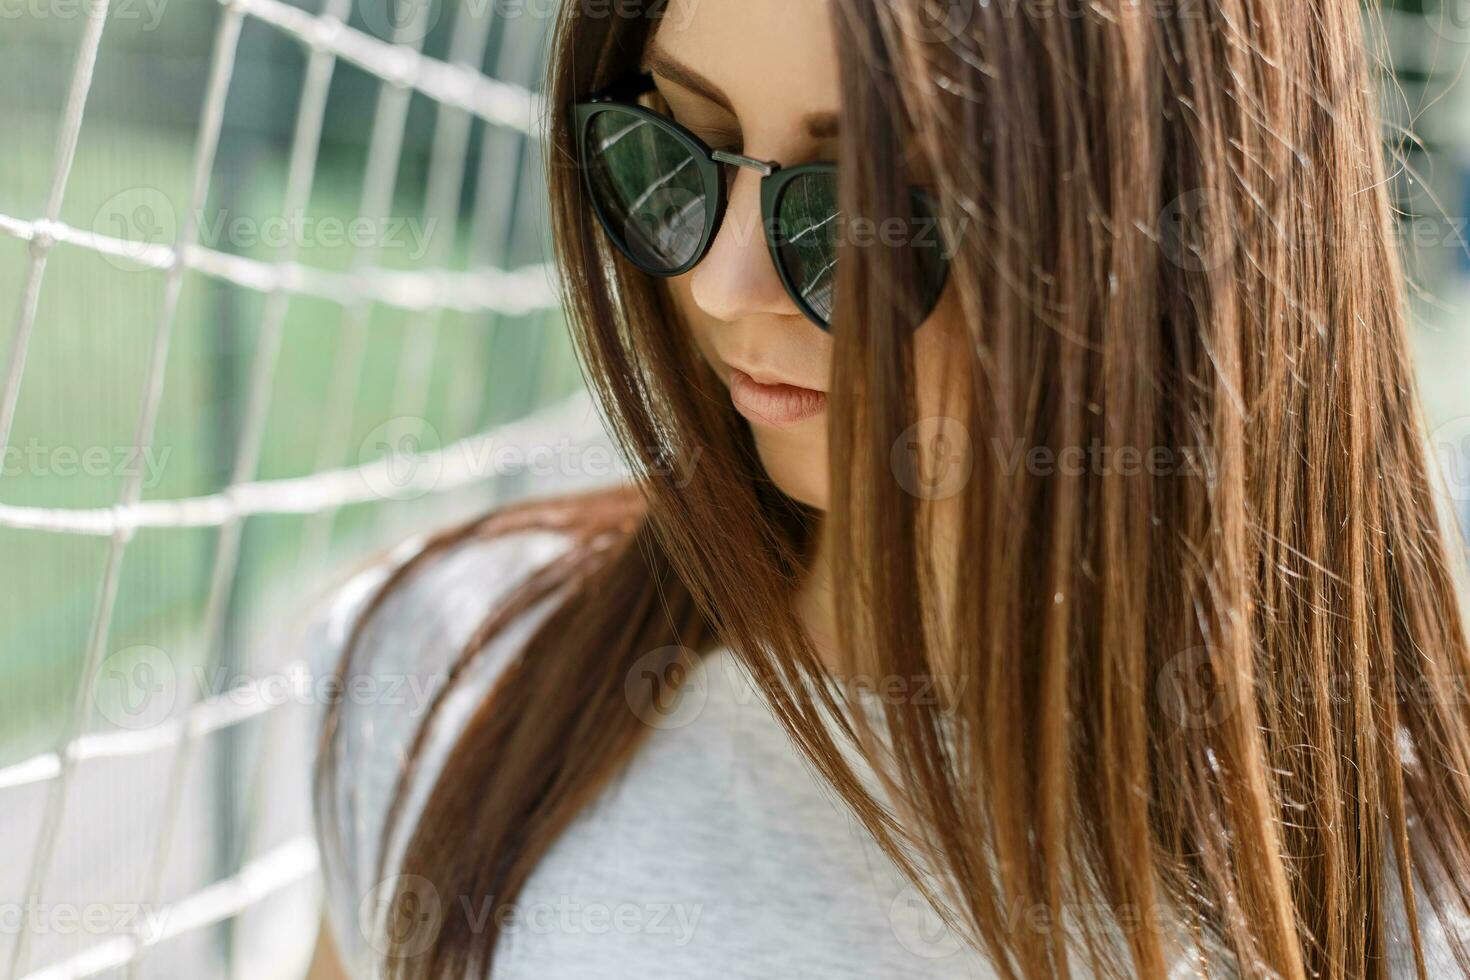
[704,151,781,250]
[710,149,775,177]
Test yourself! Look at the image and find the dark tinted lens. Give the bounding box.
[583,107,713,273]
[773,176,951,329]
[772,171,840,325]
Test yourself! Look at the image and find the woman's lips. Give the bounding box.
[728,368,827,427]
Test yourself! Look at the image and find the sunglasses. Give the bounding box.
[572,72,952,331]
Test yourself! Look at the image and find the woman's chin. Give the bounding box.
[750,424,829,511]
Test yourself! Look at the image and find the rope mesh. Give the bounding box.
[0,1,588,976]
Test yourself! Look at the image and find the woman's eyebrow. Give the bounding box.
[642,43,840,141]
[804,112,839,140]
[642,43,734,114]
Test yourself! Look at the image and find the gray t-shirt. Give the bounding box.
[305,527,1463,978]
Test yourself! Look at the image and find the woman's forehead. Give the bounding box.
[650,0,842,124]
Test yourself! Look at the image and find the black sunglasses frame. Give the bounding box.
[572,72,948,331]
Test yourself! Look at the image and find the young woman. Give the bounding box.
[308,0,1470,977]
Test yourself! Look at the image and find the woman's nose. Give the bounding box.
[687,169,797,324]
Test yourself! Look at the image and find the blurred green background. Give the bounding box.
[0,0,587,765]
[0,5,589,974]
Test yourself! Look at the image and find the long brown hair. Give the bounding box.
[316,1,1470,977]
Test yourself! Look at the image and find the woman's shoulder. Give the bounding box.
[1381,832,1470,977]
[303,489,643,974]
[302,520,579,806]
[302,522,576,695]
[302,486,645,710]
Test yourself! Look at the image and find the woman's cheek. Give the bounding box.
[666,275,724,376]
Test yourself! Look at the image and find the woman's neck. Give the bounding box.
[793,519,844,673]
[793,511,963,685]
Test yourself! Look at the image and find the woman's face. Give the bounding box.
[648,0,966,511]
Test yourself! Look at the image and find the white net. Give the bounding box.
[0,0,612,977]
